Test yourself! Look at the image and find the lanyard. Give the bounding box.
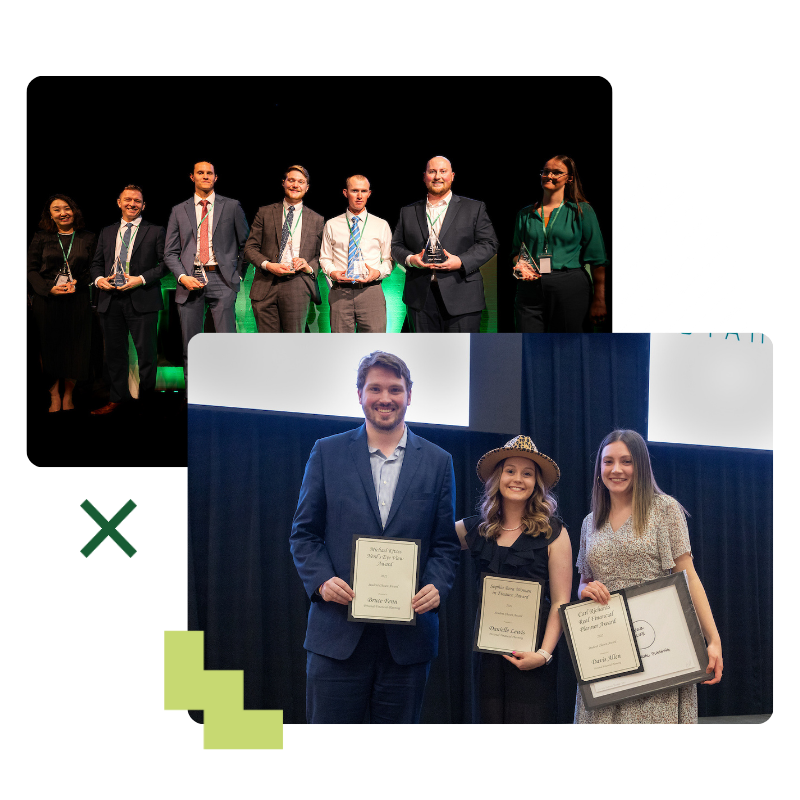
[118,222,139,256]
[283,204,303,237]
[538,200,563,253]
[56,232,75,266]
[426,205,447,233]
[196,201,214,234]
[345,211,368,250]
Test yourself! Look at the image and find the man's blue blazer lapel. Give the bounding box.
[384,429,421,532]
[212,195,225,237]
[438,194,461,242]
[183,198,197,240]
[349,426,382,531]
[130,220,149,258]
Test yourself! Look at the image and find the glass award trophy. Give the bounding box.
[513,242,540,279]
[346,247,368,280]
[280,237,296,272]
[110,256,127,287]
[422,230,445,265]
[192,259,208,286]
[54,261,73,287]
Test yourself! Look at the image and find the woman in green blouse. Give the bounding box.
[512,155,609,332]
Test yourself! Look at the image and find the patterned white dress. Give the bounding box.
[574,494,699,724]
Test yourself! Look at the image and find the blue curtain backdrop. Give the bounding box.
[188,334,772,722]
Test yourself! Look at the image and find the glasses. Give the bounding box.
[540,170,567,178]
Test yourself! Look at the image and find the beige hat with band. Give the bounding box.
[476,435,560,488]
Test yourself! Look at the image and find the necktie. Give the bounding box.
[347,216,360,276]
[279,205,294,262]
[119,222,133,273]
[198,200,210,265]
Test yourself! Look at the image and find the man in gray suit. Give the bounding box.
[164,160,249,381]
[244,165,324,332]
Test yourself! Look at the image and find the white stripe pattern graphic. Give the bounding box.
[612,156,750,332]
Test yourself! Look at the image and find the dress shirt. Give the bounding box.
[95,216,145,286]
[406,191,453,279]
[262,199,304,268]
[194,191,218,265]
[319,209,393,280]
[368,425,408,529]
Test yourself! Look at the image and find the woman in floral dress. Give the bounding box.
[575,430,723,723]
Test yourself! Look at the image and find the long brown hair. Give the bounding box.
[591,430,686,536]
[38,194,85,233]
[537,154,590,216]
[479,459,557,540]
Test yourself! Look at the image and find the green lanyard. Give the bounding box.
[283,204,303,237]
[56,231,75,266]
[538,200,563,254]
[196,201,214,234]
[345,211,368,249]
[426,205,447,232]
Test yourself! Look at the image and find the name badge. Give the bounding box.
[537,253,553,274]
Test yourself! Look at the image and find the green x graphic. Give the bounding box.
[81,500,137,557]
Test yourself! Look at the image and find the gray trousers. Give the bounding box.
[251,272,312,333]
[329,282,387,333]
[177,270,237,381]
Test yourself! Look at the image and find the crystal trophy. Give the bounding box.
[422,230,445,265]
[54,261,73,287]
[110,256,127,287]
[513,242,540,279]
[280,237,296,272]
[346,247,368,280]
[192,260,208,285]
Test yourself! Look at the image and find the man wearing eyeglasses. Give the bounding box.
[244,165,325,332]
[391,156,498,333]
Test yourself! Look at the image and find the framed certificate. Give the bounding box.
[559,590,643,684]
[347,535,421,625]
[577,572,710,710]
[473,574,543,654]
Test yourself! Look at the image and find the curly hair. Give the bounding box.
[478,458,558,540]
[39,194,85,233]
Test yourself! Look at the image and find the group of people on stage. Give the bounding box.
[27,155,608,413]
[290,351,723,724]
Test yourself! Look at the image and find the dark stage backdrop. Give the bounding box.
[27,76,612,333]
[188,334,772,723]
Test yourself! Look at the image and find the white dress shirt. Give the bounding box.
[368,425,408,528]
[263,200,304,268]
[95,215,144,286]
[406,191,453,279]
[194,191,218,265]
[319,209,393,282]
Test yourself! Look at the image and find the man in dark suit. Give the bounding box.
[243,165,324,332]
[290,351,460,723]
[90,185,166,415]
[391,156,499,332]
[164,161,249,381]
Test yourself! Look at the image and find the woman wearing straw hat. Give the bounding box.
[575,430,723,723]
[455,436,573,723]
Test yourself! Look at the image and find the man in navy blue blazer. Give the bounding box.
[164,161,249,382]
[90,185,166,414]
[290,351,460,723]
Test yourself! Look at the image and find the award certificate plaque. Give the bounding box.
[473,574,542,654]
[559,591,643,684]
[578,572,710,710]
[348,536,420,625]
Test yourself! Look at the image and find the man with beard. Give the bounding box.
[391,156,499,332]
[290,351,460,723]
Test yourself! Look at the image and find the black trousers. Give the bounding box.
[99,293,159,403]
[515,268,593,333]
[408,279,482,333]
[478,650,558,723]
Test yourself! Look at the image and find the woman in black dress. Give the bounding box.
[27,195,96,411]
[456,435,572,723]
